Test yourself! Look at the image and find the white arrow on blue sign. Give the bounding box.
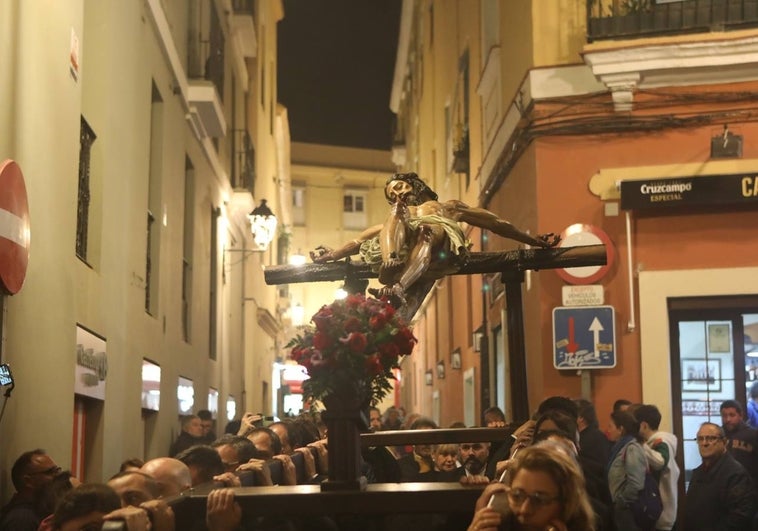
[552,305,616,370]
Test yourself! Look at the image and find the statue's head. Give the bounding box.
[384,172,438,204]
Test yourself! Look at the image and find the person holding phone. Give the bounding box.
[467,442,595,531]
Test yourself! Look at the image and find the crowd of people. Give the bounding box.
[3,397,758,530]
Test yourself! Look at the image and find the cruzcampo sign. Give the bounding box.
[620,174,758,210]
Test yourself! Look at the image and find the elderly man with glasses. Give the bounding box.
[683,422,757,531]
[0,449,61,531]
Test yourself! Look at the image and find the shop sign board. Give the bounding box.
[620,174,758,210]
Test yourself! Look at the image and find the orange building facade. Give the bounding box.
[391,1,758,483]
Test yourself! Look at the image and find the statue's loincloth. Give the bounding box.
[359,215,470,272]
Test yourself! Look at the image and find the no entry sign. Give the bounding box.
[0,160,30,294]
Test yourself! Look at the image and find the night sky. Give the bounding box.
[278,0,402,151]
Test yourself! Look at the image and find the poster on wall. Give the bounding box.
[707,323,731,353]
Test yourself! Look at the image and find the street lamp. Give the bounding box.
[248,199,277,250]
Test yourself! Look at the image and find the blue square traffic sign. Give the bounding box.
[553,306,616,369]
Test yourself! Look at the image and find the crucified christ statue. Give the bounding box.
[310,172,560,305]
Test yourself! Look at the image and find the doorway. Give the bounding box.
[668,295,758,487]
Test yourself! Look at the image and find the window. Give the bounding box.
[76,117,96,261]
[208,388,219,418]
[182,156,195,342]
[177,376,194,415]
[145,210,155,313]
[344,194,363,212]
[209,207,219,360]
[145,81,163,315]
[141,359,161,411]
[343,189,367,230]
[481,0,499,57]
[292,185,305,226]
[226,395,237,422]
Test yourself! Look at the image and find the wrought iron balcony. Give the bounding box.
[185,2,226,138]
[587,0,758,42]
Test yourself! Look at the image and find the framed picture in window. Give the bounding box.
[437,360,446,380]
[707,323,731,353]
[425,370,433,386]
[682,358,721,392]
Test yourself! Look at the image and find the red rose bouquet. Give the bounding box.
[287,293,416,406]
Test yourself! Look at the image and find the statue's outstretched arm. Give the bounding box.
[310,224,383,263]
[451,201,560,248]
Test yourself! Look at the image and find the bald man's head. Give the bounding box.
[139,457,191,497]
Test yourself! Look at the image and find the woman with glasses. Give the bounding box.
[467,442,595,531]
[606,410,647,531]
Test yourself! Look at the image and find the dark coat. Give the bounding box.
[169,431,204,457]
[580,425,611,467]
[684,451,757,531]
[725,421,758,487]
[397,452,435,482]
[0,497,43,531]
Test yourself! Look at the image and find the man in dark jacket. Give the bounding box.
[684,422,756,530]
[0,449,61,531]
[575,398,610,467]
[169,414,205,457]
[720,399,758,488]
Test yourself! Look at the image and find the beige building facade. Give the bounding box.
[0,0,287,491]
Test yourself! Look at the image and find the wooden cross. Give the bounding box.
[265,244,606,320]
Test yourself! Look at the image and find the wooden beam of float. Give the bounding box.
[264,244,607,285]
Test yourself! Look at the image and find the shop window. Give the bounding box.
[178,376,194,415]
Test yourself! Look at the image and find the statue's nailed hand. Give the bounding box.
[537,233,561,248]
[310,245,336,263]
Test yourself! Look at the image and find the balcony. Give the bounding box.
[587,0,758,42]
[584,0,758,111]
[187,80,226,138]
[231,0,257,58]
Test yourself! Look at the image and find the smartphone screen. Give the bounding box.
[0,364,12,386]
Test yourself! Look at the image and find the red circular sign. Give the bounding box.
[0,160,30,294]
[555,223,615,285]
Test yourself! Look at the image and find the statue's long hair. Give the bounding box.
[384,172,438,203]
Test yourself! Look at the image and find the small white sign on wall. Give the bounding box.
[562,285,605,307]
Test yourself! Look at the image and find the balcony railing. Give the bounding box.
[232,0,255,16]
[587,0,758,42]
